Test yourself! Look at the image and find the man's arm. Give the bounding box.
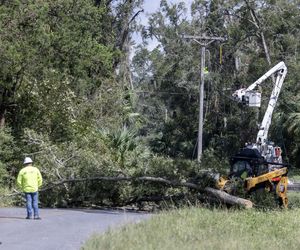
[16,170,23,189]
[37,169,43,187]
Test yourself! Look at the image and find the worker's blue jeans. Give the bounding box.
[25,192,39,218]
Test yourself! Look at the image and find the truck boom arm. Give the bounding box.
[232,62,287,144]
[255,62,287,143]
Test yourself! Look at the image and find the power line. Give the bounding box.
[134,90,195,95]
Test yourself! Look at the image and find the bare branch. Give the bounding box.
[243,0,272,67]
[128,9,144,26]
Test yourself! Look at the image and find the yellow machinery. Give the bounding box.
[218,62,289,207]
[216,147,289,207]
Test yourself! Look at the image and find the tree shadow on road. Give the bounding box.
[0,216,25,220]
[60,207,151,215]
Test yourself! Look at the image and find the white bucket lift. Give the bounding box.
[246,91,261,107]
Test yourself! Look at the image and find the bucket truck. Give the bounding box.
[217,62,289,207]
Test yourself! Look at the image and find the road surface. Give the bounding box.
[0,207,150,250]
[288,182,300,191]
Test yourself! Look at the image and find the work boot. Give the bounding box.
[34,216,41,220]
[25,216,32,219]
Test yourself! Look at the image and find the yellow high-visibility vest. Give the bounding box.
[17,165,43,193]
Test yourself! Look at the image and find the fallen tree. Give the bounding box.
[0,175,253,209]
[204,187,253,209]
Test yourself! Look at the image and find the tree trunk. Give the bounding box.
[0,91,7,128]
[244,0,275,83]
[0,108,6,128]
[204,187,253,208]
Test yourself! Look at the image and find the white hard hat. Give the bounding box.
[23,157,33,165]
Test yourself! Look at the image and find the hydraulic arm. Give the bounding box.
[232,62,287,160]
[217,62,289,208]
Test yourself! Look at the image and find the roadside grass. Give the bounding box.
[288,191,300,208]
[82,203,300,250]
[83,172,300,250]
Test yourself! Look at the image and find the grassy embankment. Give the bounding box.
[82,193,300,250]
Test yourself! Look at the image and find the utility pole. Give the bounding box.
[183,35,226,162]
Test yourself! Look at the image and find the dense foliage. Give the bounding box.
[0,0,299,208]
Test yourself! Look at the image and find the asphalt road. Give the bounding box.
[0,207,151,250]
[288,183,300,191]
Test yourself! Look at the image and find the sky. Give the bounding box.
[142,0,193,18]
[133,0,193,51]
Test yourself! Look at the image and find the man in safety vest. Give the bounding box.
[17,157,43,219]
